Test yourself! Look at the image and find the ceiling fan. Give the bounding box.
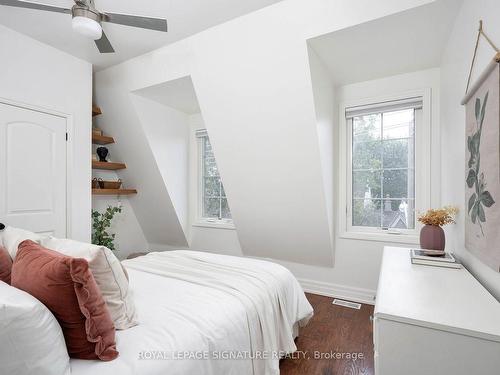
[0,0,168,53]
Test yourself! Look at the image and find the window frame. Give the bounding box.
[195,130,234,229]
[338,89,432,243]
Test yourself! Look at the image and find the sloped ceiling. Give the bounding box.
[308,0,462,86]
[94,0,445,265]
[0,0,285,70]
[136,77,200,114]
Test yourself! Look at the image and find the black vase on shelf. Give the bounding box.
[96,147,109,162]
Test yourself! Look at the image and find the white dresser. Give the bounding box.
[374,247,500,375]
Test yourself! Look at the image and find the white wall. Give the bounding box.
[92,194,149,259]
[0,25,92,242]
[94,76,189,248]
[308,47,335,248]
[181,68,442,303]
[96,0,435,271]
[440,0,500,300]
[130,94,190,235]
[276,68,442,302]
[187,113,243,255]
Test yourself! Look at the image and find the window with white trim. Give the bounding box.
[196,129,232,224]
[346,97,423,233]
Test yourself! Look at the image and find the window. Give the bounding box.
[341,94,430,240]
[196,129,232,225]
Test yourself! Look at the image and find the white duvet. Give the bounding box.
[70,250,313,375]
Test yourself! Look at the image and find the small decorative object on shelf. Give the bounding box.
[92,104,102,117]
[92,205,122,251]
[96,146,109,162]
[91,178,100,189]
[418,206,458,253]
[0,223,5,231]
[99,179,122,189]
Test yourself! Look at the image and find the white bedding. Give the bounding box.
[70,250,313,375]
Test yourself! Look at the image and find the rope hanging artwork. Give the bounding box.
[465,20,500,96]
[461,21,500,273]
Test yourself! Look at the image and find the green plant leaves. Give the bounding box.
[468,193,476,213]
[480,191,495,207]
[478,203,486,223]
[91,205,122,251]
[471,201,478,224]
[469,199,486,224]
[475,97,481,122]
[467,133,481,168]
[467,91,494,234]
[466,169,476,188]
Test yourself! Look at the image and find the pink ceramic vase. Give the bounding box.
[419,224,445,251]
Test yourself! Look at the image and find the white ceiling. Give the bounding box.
[0,0,284,70]
[308,0,462,86]
[134,76,200,114]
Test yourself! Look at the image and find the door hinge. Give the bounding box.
[66,132,68,141]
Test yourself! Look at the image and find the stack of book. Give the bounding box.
[410,249,462,269]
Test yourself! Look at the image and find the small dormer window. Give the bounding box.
[196,129,232,225]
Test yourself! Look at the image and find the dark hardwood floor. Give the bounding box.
[280,293,374,375]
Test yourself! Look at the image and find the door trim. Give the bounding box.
[0,96,74,238]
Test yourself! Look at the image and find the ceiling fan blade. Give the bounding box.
[101,12,167,32]
[95,31,114,54]
[0,0,70,13]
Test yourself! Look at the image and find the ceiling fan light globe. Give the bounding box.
[72,16,102,40]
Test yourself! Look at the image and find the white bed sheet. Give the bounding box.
[70,251,313,375]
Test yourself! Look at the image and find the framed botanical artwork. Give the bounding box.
[462,55,500,272]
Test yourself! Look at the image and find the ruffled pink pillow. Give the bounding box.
[11,240,118,361]
[0,246,12,284]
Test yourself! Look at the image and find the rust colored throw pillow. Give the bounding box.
[0,246,12,284]
[11,240,118,361]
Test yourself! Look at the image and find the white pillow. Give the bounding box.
[0,226,44,259]
[41,237,138,330]
[0,281,71,375]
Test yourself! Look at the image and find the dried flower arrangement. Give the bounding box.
[418,206,458,227]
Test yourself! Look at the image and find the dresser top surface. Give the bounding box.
[375,247,500,341]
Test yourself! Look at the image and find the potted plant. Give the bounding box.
[417,206,458,252]
[91,205,122,251]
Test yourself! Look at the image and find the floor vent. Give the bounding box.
[332,299,361,310]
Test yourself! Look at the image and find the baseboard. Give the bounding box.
[298,278,376,305]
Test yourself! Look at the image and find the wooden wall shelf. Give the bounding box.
[91,104,137,195]
[92,134,115,145]
[92,161,126,170]
[92,188,137,196]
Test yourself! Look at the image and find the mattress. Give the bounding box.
[70,251,313,375]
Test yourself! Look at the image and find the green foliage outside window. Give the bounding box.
[352,110,415,228]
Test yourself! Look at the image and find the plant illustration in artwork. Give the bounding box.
[92,205,122,250]
[467,91,495,235]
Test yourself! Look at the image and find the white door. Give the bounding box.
[0,102,67,237]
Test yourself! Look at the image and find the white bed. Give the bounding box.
[70,250,313,375]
